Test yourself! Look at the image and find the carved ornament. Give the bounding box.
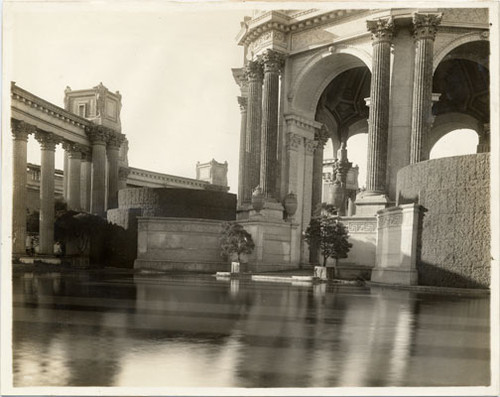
[11,119,36,140]
[237,96,248,111]
[245,60,264,83]
[412,13,442,41]
[108,132,126,149]
[305,138,318,154]
[378,213,403,228]
[259,49,286,74]
[35,131,59,150]
[367,17,395,44]
[345,220,377,233]
[314,125,330,148]
[85,124,112,144]
[286,132,303,151]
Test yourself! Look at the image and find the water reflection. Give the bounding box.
[12,272,490,387]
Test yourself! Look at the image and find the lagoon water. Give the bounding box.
[12,271,490,387]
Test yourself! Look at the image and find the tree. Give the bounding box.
[304,204,352,273]
[220,222,255,263]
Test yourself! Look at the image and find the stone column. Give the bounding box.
[259,50,285,200]
[36,131,58,255]
[311,127,329,216]
[302,138,318,262]
[67,143,82,211]
[11,120,35,255]
[244,61,263,203]
[80,151,92,212]
[410,13,442,164]
[107,132,123,210]
[63,150,69,201]
[237,96,248,206]
[365,17,394,194]
[87,126,108,216]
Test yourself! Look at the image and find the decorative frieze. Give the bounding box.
[378,213,403,228]
[345,220,377,233]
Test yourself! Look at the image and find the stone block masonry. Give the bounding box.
[397,154,490,288]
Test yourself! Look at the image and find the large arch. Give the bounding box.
[427,112,481,156]
[433,33,489,72]
[290,48,371,118]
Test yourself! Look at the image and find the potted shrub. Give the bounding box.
[220,222,255,273]
[304,204,352,280]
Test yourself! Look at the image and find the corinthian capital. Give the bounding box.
[35,131,59,150]
[237,96,248,112]
[245,60,263,83]
[85,124,111,144]
[11,119,36,141]
[259,49,286,74]
[314,125,330,148]
[107,132,126,149]
[367,17,395,44]
[412,13,442,41]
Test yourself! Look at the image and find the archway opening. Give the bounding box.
[429,129,479,160]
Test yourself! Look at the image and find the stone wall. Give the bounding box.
[397,154,490,288]
[134,217,229,272]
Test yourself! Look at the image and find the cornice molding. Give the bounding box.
[284,113,323,132]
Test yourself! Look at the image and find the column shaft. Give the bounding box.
[12,121,32,255]
[259,50,284,200]
[244,61,263,203]
[63,150,69,201]
[67,146,82,210]
[107,143,121,210]
[80,155,92,212]
[37,133,57,255]
[365,18,394,194]
[237,97,248,206]
[410,13,441,164]
[91,142,107,216]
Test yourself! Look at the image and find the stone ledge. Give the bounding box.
[366,281,490,296]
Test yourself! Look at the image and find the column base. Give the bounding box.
[237,200,285,221]
[355,192,392,216]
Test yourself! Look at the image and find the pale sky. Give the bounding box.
[6,3,478,193]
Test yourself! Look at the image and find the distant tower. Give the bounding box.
[64,83,122,131]
[196,159,228,187]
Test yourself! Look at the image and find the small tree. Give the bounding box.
[220,222,255,263]
[304,204,352,274]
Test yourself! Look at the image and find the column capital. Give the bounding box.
[305,138,318,155]
[63,141,86,157]
[286,132,303,152]
[245,60,263,82]
[11,119,36,141]
[259,49,286,74]
[118,166,131,180]
[232,67,249,90]
[367,17,395,44]
[35,131,58,151]
[314,125,330,148]
[412,13,442,41]
[85,124,112,144]
[107,132,126,149]
[237,96,248,112]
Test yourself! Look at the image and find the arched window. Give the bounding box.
[429,129,478,160]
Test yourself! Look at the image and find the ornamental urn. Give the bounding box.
[251,186,265,212]
[283,192,298,217]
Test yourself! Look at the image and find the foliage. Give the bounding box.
[304,203,352,268]
[220,222,255,263]
[55,210,108,255]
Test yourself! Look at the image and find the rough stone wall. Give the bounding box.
[397,154,490,288]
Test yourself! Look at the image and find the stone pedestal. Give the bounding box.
[355,191,391,216]
[371,203,422,285]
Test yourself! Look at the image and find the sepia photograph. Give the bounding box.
[1,1,499,395]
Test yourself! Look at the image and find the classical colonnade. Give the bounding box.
[236,13,443,211]
[11,118,126,256]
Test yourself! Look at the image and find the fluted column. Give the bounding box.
[259,50,285,200]
[63,150,69,201]
[80,151,92,212]
[237,96,248,206]
[107,132,123,210]
[12,120,35,255]
[244,61,263,203]
[67,143,83,210]
[410,13,442,164]
[311,126,329,216]
[87,126,109,216]
[477,123,490,153]
[365,17,394,194]
[36,131,58,255]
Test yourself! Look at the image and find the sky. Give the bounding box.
[5,2,479,193]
